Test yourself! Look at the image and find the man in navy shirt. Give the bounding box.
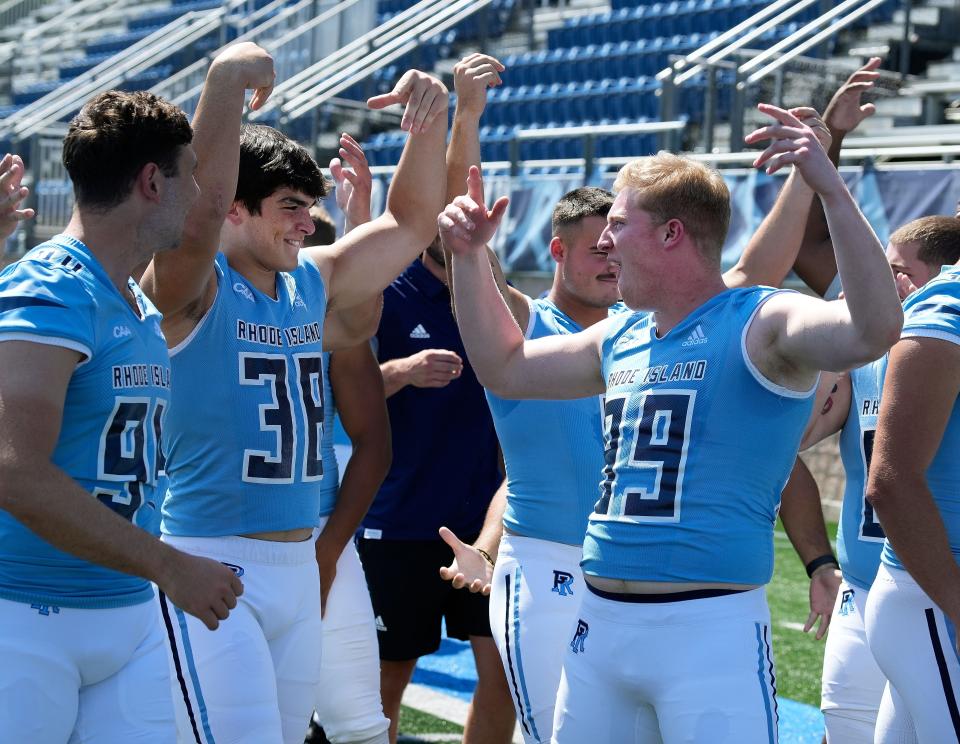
[358,234,513,743]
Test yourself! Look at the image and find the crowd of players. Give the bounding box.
[0,39,958,744]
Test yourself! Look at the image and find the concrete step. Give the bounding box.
[893,5,942,26]
[874,95,924,117]
[865,23,906,41]
[926,60,960,79]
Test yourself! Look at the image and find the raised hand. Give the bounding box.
[329,133,372,230]
[453,53,505,119]
[789,106,832,152]
[895,272,918,301]
[824,57,881,135]
[438,526,493,595]
[161,551,244,631]
[367,70,449,134]
[211,41,276,110]
[745,104,844,196]
[437,166,509,255]
[0,153,34,242]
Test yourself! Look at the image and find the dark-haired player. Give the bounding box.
[138,43,448,743]
[0,90,243,741]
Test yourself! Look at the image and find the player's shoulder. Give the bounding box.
[0,243,97,310]
[902,265,960,342]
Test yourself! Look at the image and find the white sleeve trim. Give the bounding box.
[523,297,537,339]
[902,328,960,347]
[0,332,92,363]
[740,291,819,399]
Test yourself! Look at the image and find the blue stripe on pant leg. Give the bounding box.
[174,607,217,744]
[512,566,542,743]
[755,622,777,744]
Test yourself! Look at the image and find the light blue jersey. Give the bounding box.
[317,351,339,518]
[836,364,885,590]
[583,287,816,584]
[487,298,629,545]
[162,252,328,536]
[882,265,960,571]
[0,236,170,608]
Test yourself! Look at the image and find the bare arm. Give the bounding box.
[314,343,391,614]
[793,59,881,296]
[309,71,449,311]
[722,108,830,290]
[442,167,606,399]
[141,43,275,321]
[744,105,901,380]
[443,54,529,327]
[867,337,960,624]
[800,372,850,450]
[0,341,243,629]
[779,458,841,640]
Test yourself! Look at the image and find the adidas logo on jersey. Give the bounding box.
[409,324,430,339]
[375,615,388,632]
[681,324,708,347]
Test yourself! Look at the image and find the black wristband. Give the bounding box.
[475,547,495,566]
[805,553,839,578]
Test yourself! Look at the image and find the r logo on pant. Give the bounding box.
[552,570,575,596]
[570,619,589,653]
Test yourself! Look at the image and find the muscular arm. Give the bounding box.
[309,72,449,311]
[745,105,901,381]
[444,54,529,328]
[793,59,881,296]
[0,342,242,628]
[314,343,391,612]
[141,43,275,327]
[867,337,960,623]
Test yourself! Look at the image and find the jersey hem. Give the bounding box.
[0,331,92,362]
[0,584,154,609]
[901,328,960,347]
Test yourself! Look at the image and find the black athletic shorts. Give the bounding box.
[356,535,493,661]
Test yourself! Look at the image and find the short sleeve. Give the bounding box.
[902,277,960,347]
[0,259,97,359]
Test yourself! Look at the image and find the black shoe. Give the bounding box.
[304,717,332,744]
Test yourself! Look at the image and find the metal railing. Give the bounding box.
[659,0,890,152]
[0,0,258,142]
[151,0,367,118]
[252,0,493,124]
[0,0,50,29]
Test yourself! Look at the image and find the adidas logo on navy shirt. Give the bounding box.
[681,324,708,347]
[375,615,388,632]
[409,324,430,339]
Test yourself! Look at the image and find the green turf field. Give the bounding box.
[768,520,837,706]
[398,705,463,742]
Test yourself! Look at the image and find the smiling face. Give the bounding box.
[554,215,621,309]
[234,187,317,273]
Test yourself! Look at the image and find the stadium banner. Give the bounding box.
[350,165,960,274]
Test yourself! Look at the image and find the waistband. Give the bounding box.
[587,583,747,603]
[162,532,318,566]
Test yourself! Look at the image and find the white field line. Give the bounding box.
[403,683,524,744]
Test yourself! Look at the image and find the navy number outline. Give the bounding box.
[595,389,696,523]
[94,396,164,521]
[239,352,324,484]
[859,427,885,541]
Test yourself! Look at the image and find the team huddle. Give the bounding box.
[0,40,958,744]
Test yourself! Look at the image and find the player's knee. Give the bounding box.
[823,707,879,744]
